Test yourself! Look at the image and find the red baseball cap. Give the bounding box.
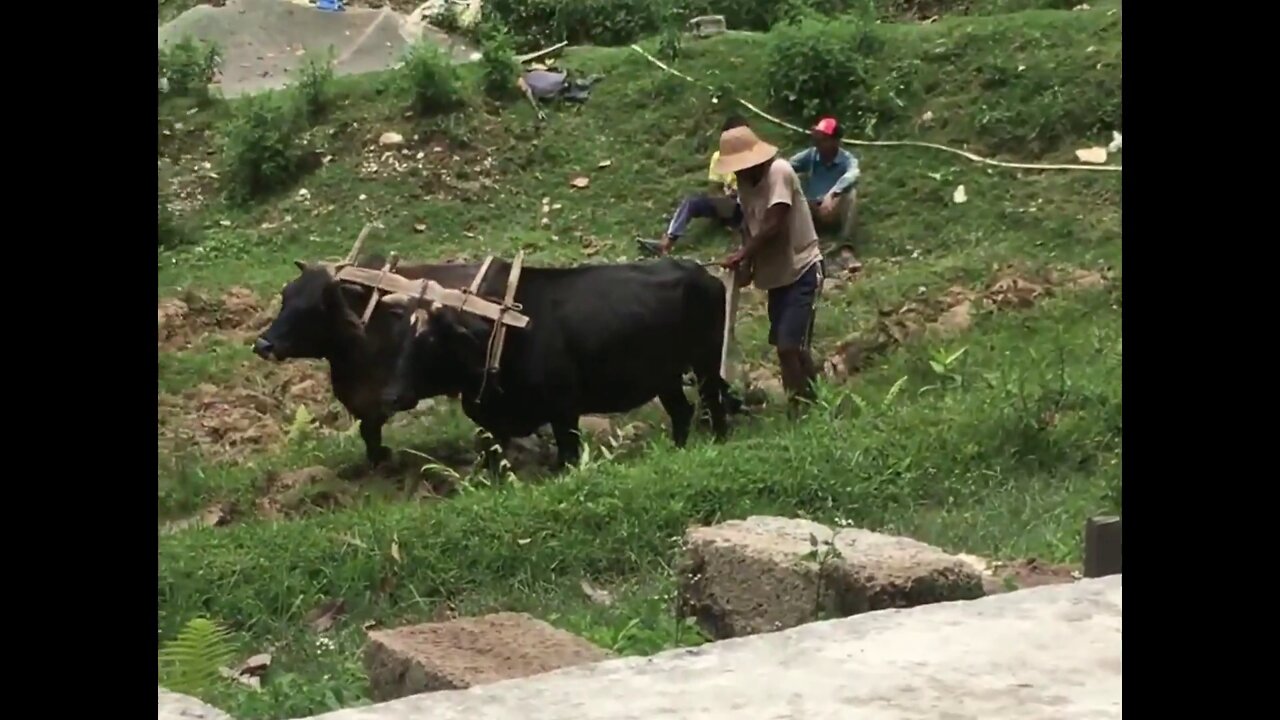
[812,117,840,136]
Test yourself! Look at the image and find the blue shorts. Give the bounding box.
[767,260,823,350]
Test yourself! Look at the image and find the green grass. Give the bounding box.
[158,4,1121,718]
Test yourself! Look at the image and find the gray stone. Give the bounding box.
[679,516,985,639]
[302,577,1122,720]
[1084,515,1122,578]
[363,612,613,701]
[158,687,231,720]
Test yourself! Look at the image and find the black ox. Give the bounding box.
[252,257,483,464]
[380,257,734,468]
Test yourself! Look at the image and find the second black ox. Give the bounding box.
[380,257,734,468]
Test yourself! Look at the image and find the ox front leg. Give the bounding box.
[550,418,582,471]
[658,385,695,448]
[359,416,392,465]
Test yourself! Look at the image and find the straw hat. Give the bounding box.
[713,126,778,175]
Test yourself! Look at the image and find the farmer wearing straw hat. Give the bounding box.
[716,125,824,407]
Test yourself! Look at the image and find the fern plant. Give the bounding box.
[158,617,236,696]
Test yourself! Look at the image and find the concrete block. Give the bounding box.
[302,577,1122,720]
[158,687,231,720]
[679,516,985,639]
[363,612,613,701]
[1084,515,1122,578]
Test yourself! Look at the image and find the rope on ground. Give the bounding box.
[629,44,1122,174]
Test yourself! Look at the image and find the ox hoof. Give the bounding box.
[367,447,393,466]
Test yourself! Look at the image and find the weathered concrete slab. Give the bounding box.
[158,687,231,720]
[305,576,1122,720]
[680,516,984,638]
[364,611,614,701]
[158,0,480,98]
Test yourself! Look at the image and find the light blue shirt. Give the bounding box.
[788,147,860,201]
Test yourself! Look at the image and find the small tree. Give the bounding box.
[295,48,337,124]
[402,40,466,115]
[479,27,521,100]
[159,35,222,101]
[221,91,304,204]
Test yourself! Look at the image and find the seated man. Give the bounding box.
[644,116,749,256]
[789,117,861,247]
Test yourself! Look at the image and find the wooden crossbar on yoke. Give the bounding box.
[327,225,530,380]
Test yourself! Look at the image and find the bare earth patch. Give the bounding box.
[157,360,341,459]
[958,554,1081,595]
[158,286,278,351]
[824,263,1112,379]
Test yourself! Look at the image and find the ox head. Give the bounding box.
[253,261,368,361]
[379,293,488,414]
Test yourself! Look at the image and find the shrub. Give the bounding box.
[766,15,907,139]
[159,35,221,100]
[765,7,1121,154]
[295,49,336,124]
[220,91,305,204]
[479,27,521,100]
[428,2,466,34]
[402,40,465,115]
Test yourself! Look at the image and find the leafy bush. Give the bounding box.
[478,27,521,100]
[295,49,336,124]
[428,2,466,34]
[220,91,305,204]
[766,15,907,138]
[402,40,465,115]
[765,8,1120,151]
[159,35,221,100]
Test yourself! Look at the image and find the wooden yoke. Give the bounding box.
[335,251,529,384]
[359,252,400,325]
[338,267,531,330]
[478,252,525,396]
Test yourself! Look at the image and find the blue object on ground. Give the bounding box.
[316,0,345,11]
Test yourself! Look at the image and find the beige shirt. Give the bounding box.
[737,157,822,290]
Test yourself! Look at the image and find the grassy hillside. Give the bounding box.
[157,3,1121,718]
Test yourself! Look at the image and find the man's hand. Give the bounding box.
[720,249,747,269]
[818,192,838,216]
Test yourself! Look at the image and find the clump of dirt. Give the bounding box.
[957,554,1080,595]
[160,501,234,535]
[985,558,1080,595]
[157,362,342,459]
[255,466,356,520]
[158,287,278,350]
[823,263,1112,379]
